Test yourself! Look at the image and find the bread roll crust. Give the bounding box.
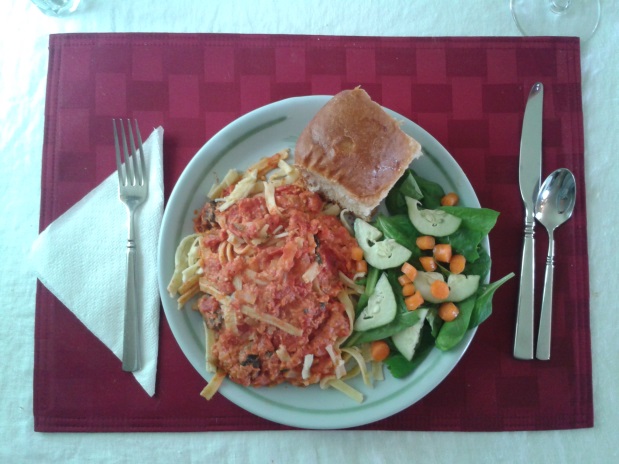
[295,88,421,219]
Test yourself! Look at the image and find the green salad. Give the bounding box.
[345,168,514,379]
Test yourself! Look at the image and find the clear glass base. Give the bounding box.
[31,0,81,17]
[510,0,600,42]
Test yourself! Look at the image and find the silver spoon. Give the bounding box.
[534,168,576,360]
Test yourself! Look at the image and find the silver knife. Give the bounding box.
[514,82,543,360]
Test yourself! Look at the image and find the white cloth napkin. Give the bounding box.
[30,126,164,396]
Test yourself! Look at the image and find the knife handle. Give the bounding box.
[514,216,535,360]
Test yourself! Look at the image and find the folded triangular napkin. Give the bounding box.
[31,126,164,396]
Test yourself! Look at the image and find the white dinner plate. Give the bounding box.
[158,95,483,429]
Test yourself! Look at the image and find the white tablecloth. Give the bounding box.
[1,1,617,462]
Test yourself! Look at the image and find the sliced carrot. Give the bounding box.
[416,235,435,250]
[401,262,418,281]
[355,259,368,273]
[430,280,450,300]
[441,192,459,206]
[402,283,416,297]
[419,256,437,272]
[405,291,424,311]
[449,254,466,274]
[351,246,364,261]
[398,274,412,286]
[438,302,460,322]
[433,244,452,263]
[370,340,391,362]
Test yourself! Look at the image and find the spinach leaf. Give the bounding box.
[413,173,445,209]
[350,310,421,345]
[439,228,484,263]
[386,170,446,213]
[425,307,444,338]
[465,246,491,281]
[356,265,380,315]
[346,269,421,346]
[384,324,435,378]
[386,170,424,215]
[374,214,422,258]
[439,206,499,236]
[469,272,515,328]
[385,267,410,316]
[435,295,476,351]
[435,207,498,265]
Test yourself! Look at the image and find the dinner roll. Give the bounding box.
[295,88,422,220]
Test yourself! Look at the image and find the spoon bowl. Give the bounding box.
[535,169,577,232]
[534,168,576,360]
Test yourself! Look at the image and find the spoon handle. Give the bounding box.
[536,231,555,360]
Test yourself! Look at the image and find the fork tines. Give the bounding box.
[113,119,146,187]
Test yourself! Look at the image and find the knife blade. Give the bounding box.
[513,82,543,360]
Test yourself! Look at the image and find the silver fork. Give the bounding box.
[113,119,148,372]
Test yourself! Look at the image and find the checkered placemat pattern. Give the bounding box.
[35,33,591,432]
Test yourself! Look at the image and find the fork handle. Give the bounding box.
[122,213,141,372]
[536,232,555,361]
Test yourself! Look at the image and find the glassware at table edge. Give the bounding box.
[31,0,81,16]
[510,0,601,42]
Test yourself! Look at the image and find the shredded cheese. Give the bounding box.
[232,275,243,291]
[264,181,281,215]
[326,344,346,379]
[235,289,257,304]
[222,303,239,335]
[302,354,314,380]
[275,344,291,362]
[247,148,289,178]
[339,271,365,294]
[244,269,269,286]
[217,169,258,211]
[277,159,293,174]
[208,169,240,200]
[240,305,303,337]
[198,279,230,305]
[302,262,321,283]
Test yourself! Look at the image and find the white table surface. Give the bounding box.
[1,1,617,462]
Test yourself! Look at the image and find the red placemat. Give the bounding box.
[34,33,592,432]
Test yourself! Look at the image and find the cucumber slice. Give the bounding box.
[413,271,480,303]
[446,274,480,302]
[412,271,445,304]
[392,308,429,361]
[406,197,461,237]
[354,219,412,270]
[354,273,397,331]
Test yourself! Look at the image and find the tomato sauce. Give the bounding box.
[195,185,358,387]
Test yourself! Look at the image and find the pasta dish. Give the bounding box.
[168,150,369,400]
